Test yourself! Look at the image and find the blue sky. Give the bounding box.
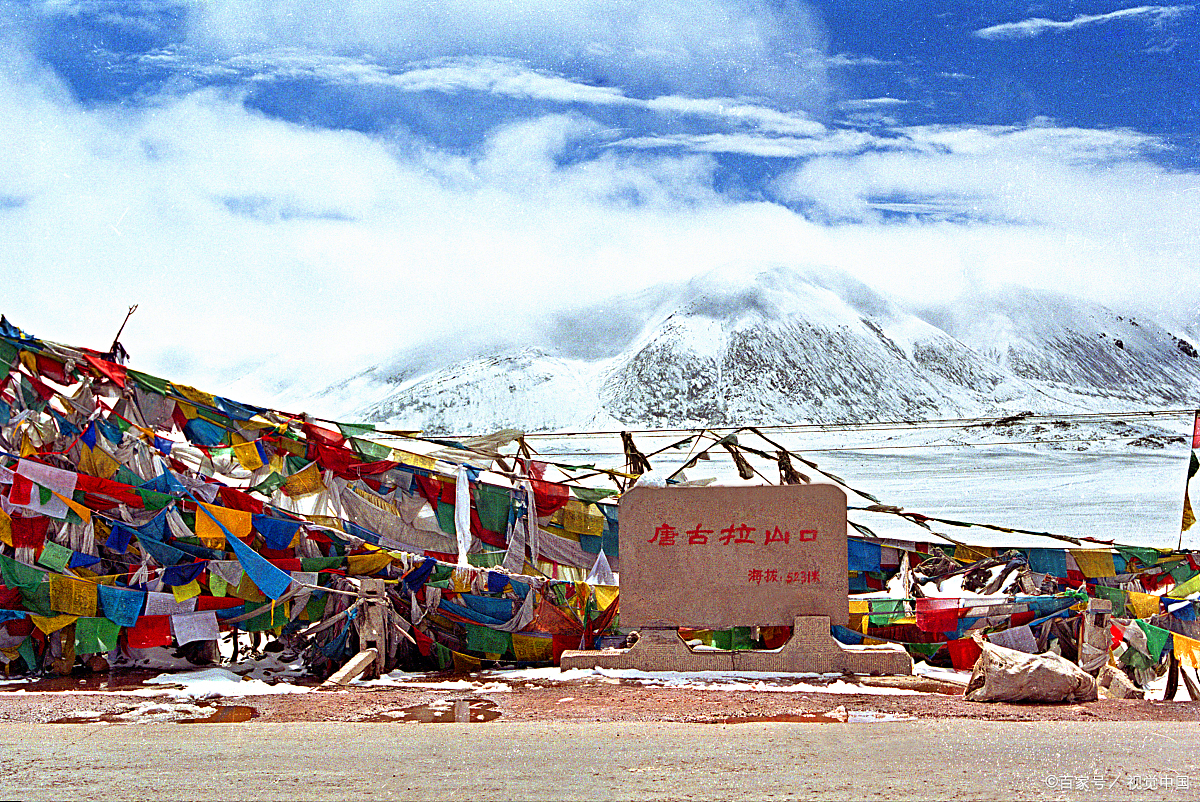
[1,0,1198,399]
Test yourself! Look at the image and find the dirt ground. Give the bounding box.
[0,669,1198,725]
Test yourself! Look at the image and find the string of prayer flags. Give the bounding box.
[200,499,293,600]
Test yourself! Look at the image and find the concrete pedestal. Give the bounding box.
[560,615,912,675]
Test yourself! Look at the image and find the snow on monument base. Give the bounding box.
[560,615,912,675]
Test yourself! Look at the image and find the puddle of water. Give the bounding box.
[10,669,166,693]
[49,703,258,725]
[179,705,258,724]
[361,698,501,723]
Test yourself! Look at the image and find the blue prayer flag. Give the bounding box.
[253,514,303,550]
[98,584,144,627]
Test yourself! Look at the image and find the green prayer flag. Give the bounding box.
[0,554,47,591]
[472,484,512,533]
[36,541,73,573]
[17,635,37,671]
[430,564,454,583]
[253,472,287,496]
[351,437,392,461]
[1117,547,1160,570]
[1135,619,1171,662]
[241,602,288,632]
[74,617,121,654]
[137,489,173,511]
[38,484,52,506]
[0,338,18,367]
[571,487,618,504]
[434,501,456,536]
[1093,585,1127,617]
[300,556,343,572]
[1166,559,1196,584]
[337,422,376,438]
[466,622,513,656]
[869,598,904,626]
[127,369,174,396]
[905,642,942,657]
[467,551,506,569]
[19,581,53,616]
[113,465,142,488]
[433,641,453,670]
[305,594,328,621]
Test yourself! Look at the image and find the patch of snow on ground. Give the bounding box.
[141,668,312,699]
[912,662,972,686]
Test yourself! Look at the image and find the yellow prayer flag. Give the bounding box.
[195,503,253,549]
[573,581,591,615]
[0,507,11,547]
[18,350,37,375]
[282,462,324,498]
[394,450,437,471]
[20,433,36,458]
[452,566,474,593]
[48,574,97,617]
[1126,592,1161,620]
[30,614,79,635]
[172,579,202,603]
[174,384,216,408]
[451,650,482,673]
[1070,550,1116,578]
[347,552,394,576]
[78,443,120,479]
[52,491,92,524]
[232,440,264,471]
[1169,572,1200,599]
[512,633,554,662]
[1175,633,1200,670]
[849,599,870,634]
[955,544,992,562]
[559,500,604,536]
[593,584,619,612]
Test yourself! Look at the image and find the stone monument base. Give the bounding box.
[560,615,912,675]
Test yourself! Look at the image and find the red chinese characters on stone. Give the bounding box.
[648,524,678,545]
[719,523,756,545]
[648,522,818,547]
[764,526,789,545]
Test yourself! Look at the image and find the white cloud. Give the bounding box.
[974,4,1192,40]
[181,0,829,104]
[1,4,1199,408]
[826,52,899,67]
[613,130,876,158]
[771,123,1200,317]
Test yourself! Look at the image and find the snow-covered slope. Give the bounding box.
[298,265,1200,433]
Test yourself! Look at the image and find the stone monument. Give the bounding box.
[560,484,912,674]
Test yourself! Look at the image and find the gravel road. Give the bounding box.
[2,720,1199,801]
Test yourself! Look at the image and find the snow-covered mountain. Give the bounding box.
[296,266,1200,433]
